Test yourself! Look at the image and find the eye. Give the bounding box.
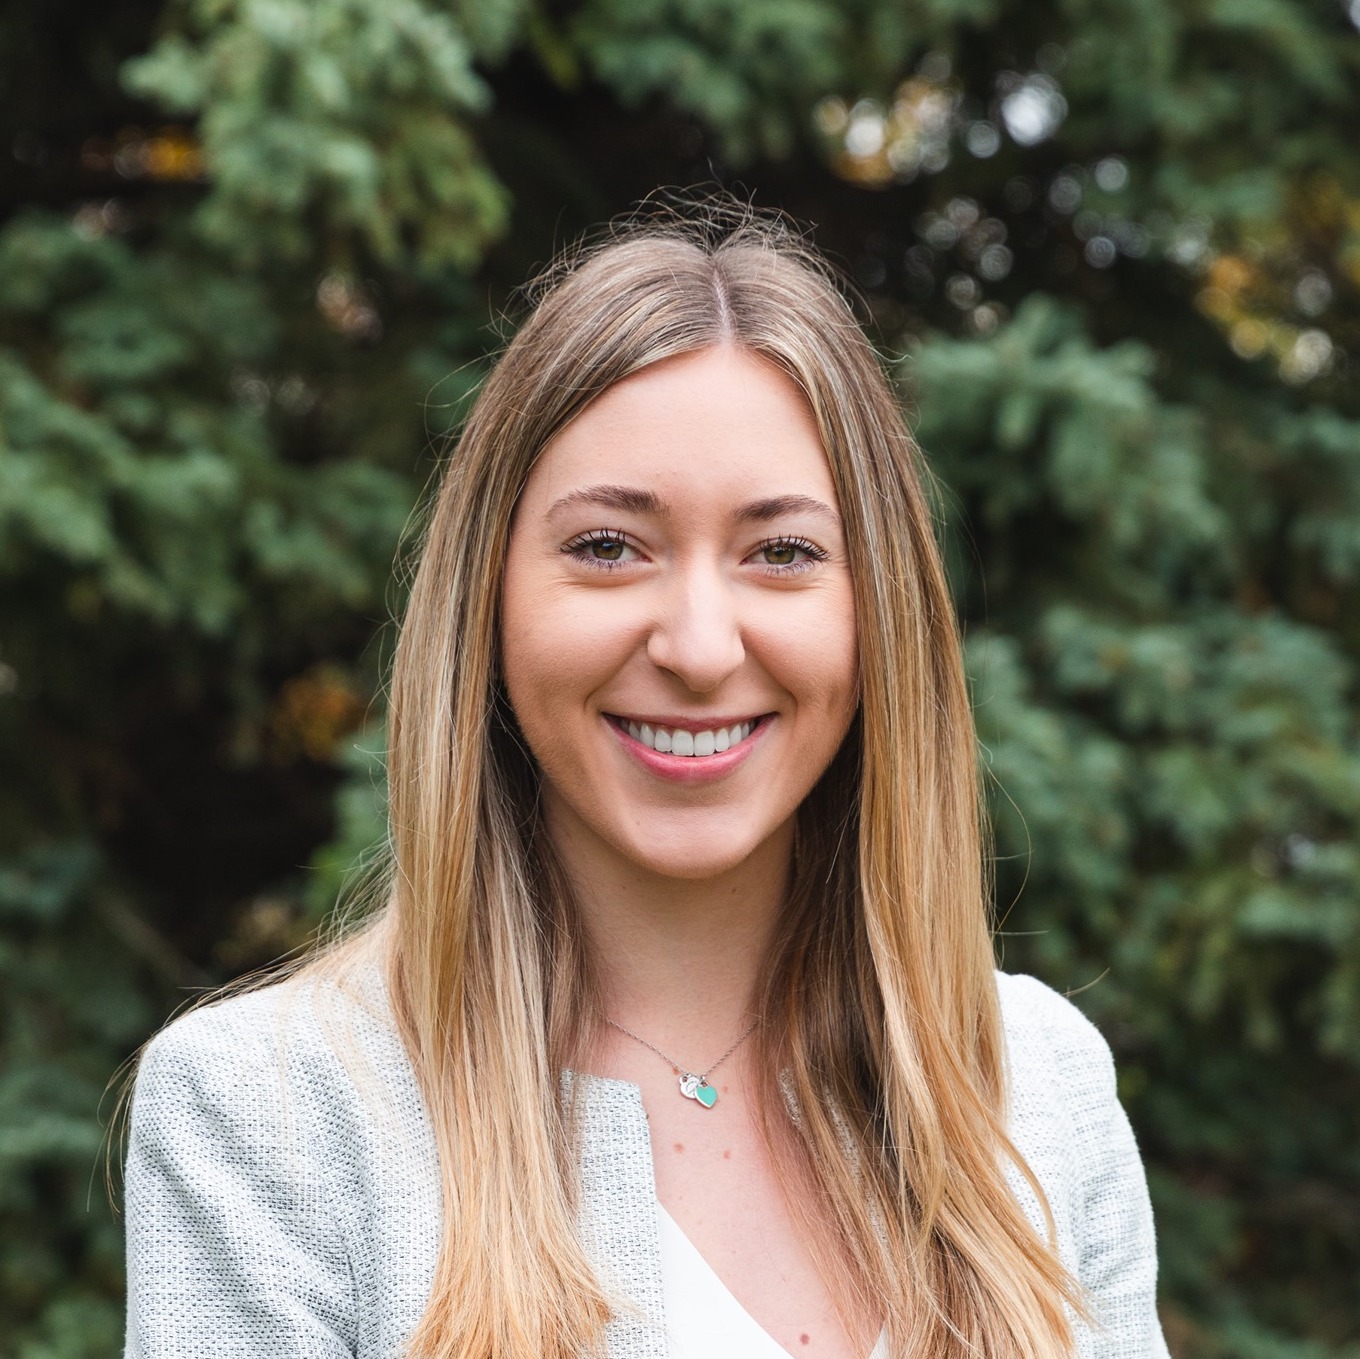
[750,535,829,573]
[562,529,640,568]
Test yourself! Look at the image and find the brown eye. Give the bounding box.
[563,529,637,567]
[752,536,826,572]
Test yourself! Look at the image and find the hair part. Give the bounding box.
[315,197,1083,1358]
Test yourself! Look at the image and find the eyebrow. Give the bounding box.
[546,484,841,526]
[547,485,663,517]
[735,494,841,527]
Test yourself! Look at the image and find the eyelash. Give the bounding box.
[561,530,829,575]
[754,535,829,575]
[561,529,636,571]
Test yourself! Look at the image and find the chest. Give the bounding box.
[333,1072,1069,1359]
[646,1086,874,1359]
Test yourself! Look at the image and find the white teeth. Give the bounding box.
[620,718,758,756]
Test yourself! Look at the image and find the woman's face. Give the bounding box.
[500,346,859,883]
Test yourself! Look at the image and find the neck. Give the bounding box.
[544,804,792,1056]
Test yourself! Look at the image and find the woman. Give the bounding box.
[123,203,1168,1359]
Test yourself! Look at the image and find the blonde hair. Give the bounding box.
[313,202,1081,1357]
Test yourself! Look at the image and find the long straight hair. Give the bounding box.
[318,204,1082,1358]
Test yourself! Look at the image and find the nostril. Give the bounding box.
[645,623,746,690]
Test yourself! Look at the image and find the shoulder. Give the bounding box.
[134,979,307,1121]
[125,956,441,1358]
[991,973,1127,1238]
[993,973,1170,1358]
[995,970,1118,1109]
[138,973,336,1114]
[130,956,420,1171]
[139,962,388,1076]
[995,970,1111,1052]
[138,976,312,1080]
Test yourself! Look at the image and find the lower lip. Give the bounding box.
[606,717,770,784]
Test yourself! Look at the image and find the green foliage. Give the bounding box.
[0,845,147,1357]
[306,720,389,918]
[124,0,511,268]
[912,238,1360,1356]
[3,0,1359,1353]
[913,298,1228,601]
[568,0,851,159]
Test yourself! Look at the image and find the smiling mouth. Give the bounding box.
[608,716,761,757]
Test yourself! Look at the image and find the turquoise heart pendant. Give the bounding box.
[678,1073,718,1108]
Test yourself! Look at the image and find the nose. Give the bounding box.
[645,562,746,694]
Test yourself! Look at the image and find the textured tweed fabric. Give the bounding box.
[123,968,1170,1358]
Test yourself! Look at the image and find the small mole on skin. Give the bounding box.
[800,1334,811,1346]
[673,1142,685,1154]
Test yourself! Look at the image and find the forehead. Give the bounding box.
[518,346,837,510]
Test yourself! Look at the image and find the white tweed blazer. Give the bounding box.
[123,968,1170,1359]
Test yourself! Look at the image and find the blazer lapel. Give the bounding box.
[572,1075,669,1359]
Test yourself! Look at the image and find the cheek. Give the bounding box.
[792,599,859,703]
[499,548,561,757]
[815,632,861,742]
[754,601,859,745]
[499,569,628,767]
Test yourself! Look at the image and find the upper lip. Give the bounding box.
[606,713,769,733]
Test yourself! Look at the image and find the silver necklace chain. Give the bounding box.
[606,1016,760,1087]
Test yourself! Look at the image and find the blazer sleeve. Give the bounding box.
[1035,981,1171,1359]
[123,999,356,1358]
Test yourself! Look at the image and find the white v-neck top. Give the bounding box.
[655,1199,887,1359]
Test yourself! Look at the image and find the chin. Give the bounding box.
[631,851,754,882]
[611,820,786,883]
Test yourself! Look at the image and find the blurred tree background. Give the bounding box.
[2,0,1359,1353]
